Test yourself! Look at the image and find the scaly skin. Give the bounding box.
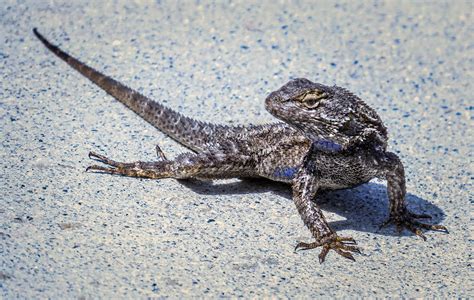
[34,28,448,263]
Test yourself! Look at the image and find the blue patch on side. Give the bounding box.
[313,139,342,153]
[274,166,298,179]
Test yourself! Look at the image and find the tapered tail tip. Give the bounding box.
[33,28,42,39]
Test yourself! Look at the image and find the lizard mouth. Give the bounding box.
[339,118,362,136]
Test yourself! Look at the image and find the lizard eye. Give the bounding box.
[300,91,328,108]
[303,95,320,108]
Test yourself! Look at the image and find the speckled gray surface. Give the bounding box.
[1,0,472,298]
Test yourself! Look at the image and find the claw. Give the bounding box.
[334,248,356,261]
[340,244,361,254]
[431,224,449,233]
[412,228,427,241]
[155,145,168,161]
[294,242,304,252]
[86,165,116,173]
[339,236,357,244]
[318,245,330,263]
[413,220,448,233]
[88,151,96,159]
[88,151,123,167]
[410,212,432,219]
[379,209,448,239]
[89,151,106,161]
[294,241,319,252]
[296,234,361,263]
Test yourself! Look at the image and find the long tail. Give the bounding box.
[33,28,222,153]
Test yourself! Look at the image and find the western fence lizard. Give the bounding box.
[33,28,448,263]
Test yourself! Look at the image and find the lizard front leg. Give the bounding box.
[292,154,361,263]
[380,152,448,239]
[87,150,254,180]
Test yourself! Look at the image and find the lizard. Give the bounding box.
[33,28,448,263]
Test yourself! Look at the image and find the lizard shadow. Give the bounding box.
[179,178,447,238]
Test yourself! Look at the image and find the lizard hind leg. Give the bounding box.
[381,152,449,240]
[86,150,254,180]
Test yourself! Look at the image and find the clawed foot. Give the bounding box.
[86,151,142,174]
[86,151,125,174]
[379,209,449,241]
[87,145,168,174]
[294,234,361,263]
[86,151,165,178]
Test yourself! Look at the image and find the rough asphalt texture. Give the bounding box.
[1,1,472,298]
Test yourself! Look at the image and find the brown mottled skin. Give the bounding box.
[33,28,448,263]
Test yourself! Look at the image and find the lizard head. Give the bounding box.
[265,78,388,151]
